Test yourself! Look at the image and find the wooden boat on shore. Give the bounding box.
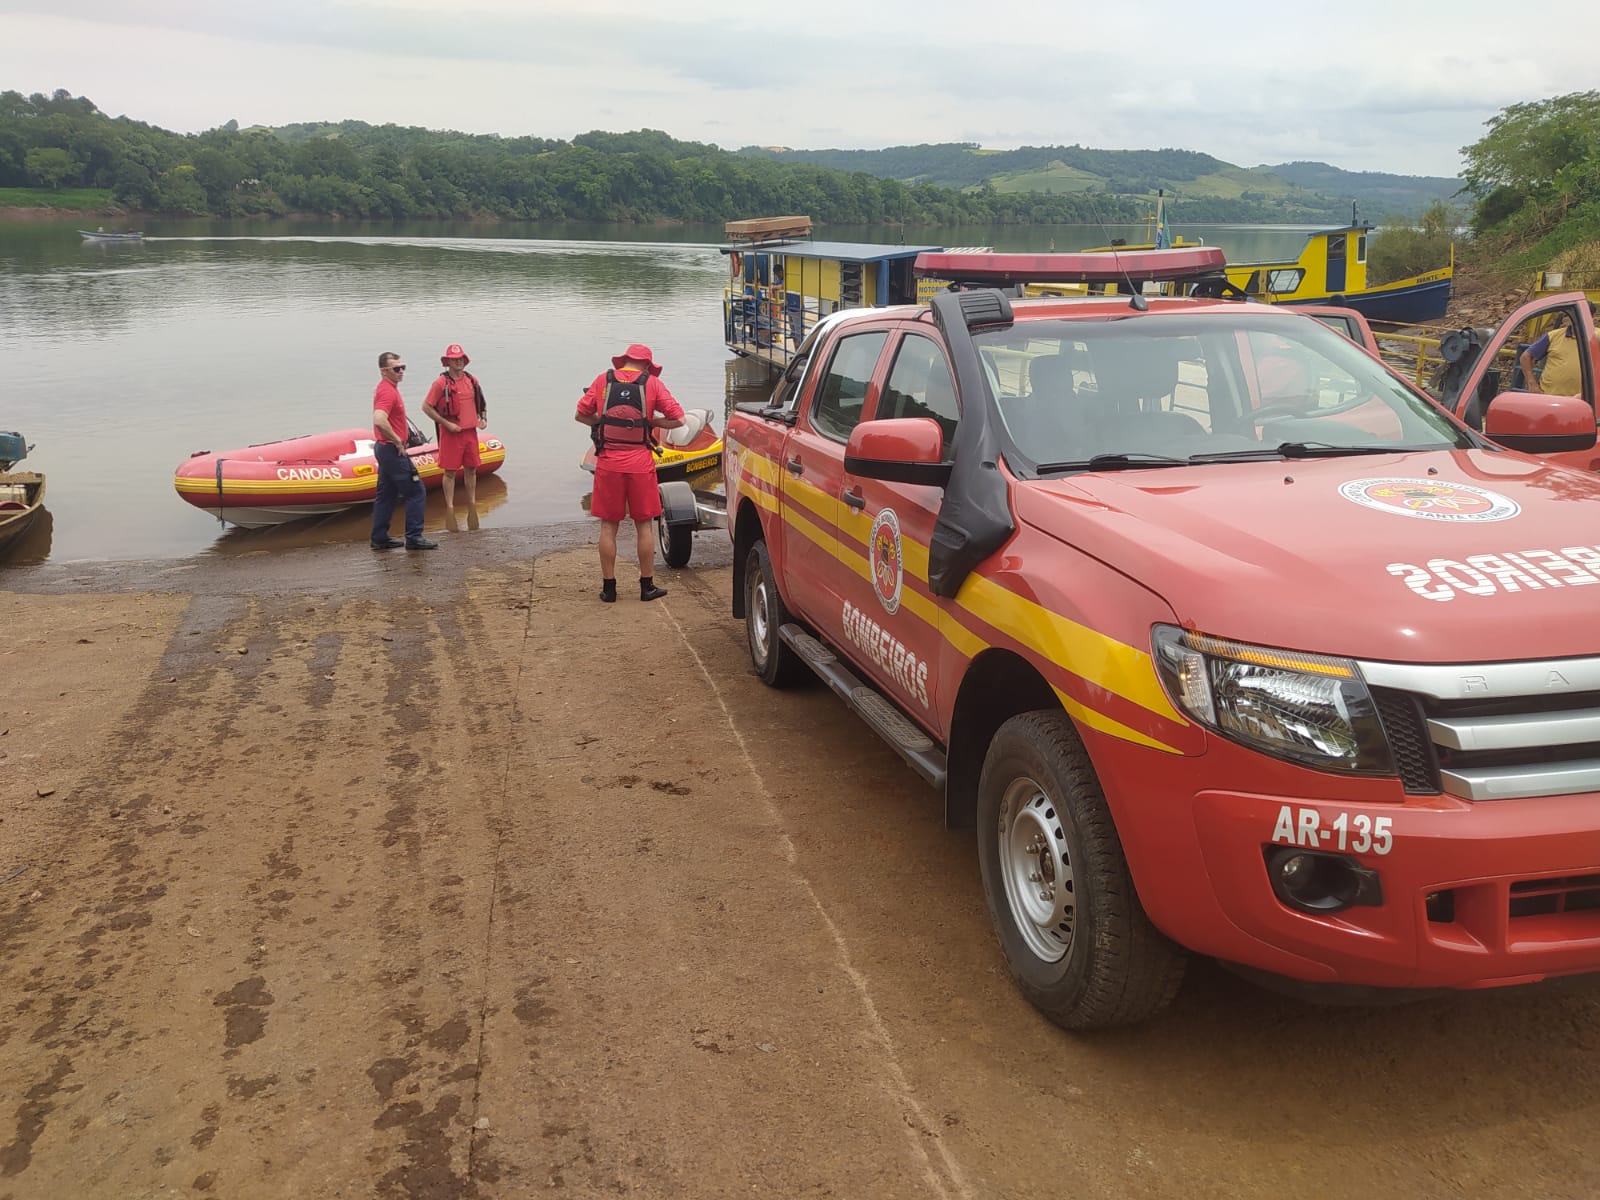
[174,427,507,528]
[0,471,46,558]
[79,228,144,242]
[579,408,723,481]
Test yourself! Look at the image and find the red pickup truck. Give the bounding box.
[723,248,1600,1028]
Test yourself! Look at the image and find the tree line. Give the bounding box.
[0,91,1148,225]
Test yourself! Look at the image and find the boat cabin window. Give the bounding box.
[877,334,959,460]
[1266,268,1304,296]
[811,331,889,443]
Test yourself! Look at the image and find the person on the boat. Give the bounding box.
[574,343,685,602]
[371,352,436,550]
[422,343,487,532]
[1519,301,1598,397]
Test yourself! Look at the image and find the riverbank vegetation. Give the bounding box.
[0,185,112,210]
[0,90,1149,225]
[1458,90,1600,278]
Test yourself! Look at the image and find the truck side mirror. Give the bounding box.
[844,418,953,487]
[1483,391,1598,454]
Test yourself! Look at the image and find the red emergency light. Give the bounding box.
[913,246,1227,288]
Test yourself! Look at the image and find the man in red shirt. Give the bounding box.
[574,343,685,602]
[371,351,435,550]
[422,343,486,533]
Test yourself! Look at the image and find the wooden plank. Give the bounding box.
[725,215,812,243]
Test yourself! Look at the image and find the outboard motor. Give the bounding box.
[1432,327,1492,408]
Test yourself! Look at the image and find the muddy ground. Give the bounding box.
[3,526,1599,1200]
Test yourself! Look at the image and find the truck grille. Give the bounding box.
[1361,657,1600,801]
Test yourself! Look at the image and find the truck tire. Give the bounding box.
[744,540,808,687]
[658,517,693,569]
[977,711,1186,1029]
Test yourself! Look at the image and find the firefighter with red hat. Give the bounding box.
[574,343,686,602]
[422,343,487,532]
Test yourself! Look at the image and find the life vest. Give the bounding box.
[593,370,655,453]
[433,371,486,422]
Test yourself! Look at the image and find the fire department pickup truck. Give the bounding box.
[723,247,1600,1029]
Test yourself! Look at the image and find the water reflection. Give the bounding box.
[199,476,511,556]
[0,218,1328,563]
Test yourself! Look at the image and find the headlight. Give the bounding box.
[1152,625,1394,775]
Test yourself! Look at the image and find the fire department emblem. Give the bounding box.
[870,507,904,615]
[1338,478,1519,523]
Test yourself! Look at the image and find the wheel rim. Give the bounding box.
[997,776,1075,963]
[657,518,669,559]
[749,568,772,668]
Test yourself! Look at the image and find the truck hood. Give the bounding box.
[1015,449,1600,663]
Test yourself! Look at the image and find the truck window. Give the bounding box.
[975,314,1473,470]
[878,334,959,460]
[811,331,888,443]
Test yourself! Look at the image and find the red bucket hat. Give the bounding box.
[440,343,470,366]
[611,343,662,376]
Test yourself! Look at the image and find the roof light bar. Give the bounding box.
[913,246,1227,288]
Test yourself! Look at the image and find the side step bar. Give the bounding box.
[779,623,948,790]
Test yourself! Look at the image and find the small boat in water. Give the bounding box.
[0,431,45,560]
[174,427,507,528]
[580,408,723,481]
[79,228,144,242]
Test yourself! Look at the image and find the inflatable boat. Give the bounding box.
[580,408,722,482]
[174,428,507,527]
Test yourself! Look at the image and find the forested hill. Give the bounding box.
[0,91,1144,224]
[739,143,1463,221]
[0,89,1456,225]
[1258,161,1464,214]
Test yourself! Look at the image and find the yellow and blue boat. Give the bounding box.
[1223,209,1453,325]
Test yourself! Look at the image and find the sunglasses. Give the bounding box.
[389,364,407,372]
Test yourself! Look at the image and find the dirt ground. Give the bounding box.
[4,526,1600,1200]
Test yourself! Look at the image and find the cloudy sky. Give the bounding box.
[1,0,1594,177]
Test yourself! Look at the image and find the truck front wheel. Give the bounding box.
[977,711,1186,1029]
[744,541,807,687]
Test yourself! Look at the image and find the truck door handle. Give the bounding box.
[843,487,866,511]
[785,456,804,475]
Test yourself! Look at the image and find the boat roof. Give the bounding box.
[719,240,941,264]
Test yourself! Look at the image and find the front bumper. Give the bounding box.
[1180,789,1600,989]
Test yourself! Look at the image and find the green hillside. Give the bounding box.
[741,143,1462,221]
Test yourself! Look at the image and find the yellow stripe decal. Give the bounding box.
[781,474,837,526]
[744,442,1181,745]
[743,453,781,487]
[1053,686,1179,753]
[957,573,1181,722]
[839,508,1173,722]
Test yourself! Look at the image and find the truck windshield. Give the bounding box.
[975,312,1477,473]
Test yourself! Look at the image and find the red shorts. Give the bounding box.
[591,468,661,522]
[438,429,482,472]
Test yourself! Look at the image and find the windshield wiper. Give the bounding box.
[1036,452,1190,474]
[1188,442,1439,463]
[1275,441,1439,458]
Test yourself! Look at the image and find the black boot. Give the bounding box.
[640,577,667,602]
[600,578,617,603]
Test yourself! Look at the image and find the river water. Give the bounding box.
[0,216,1323,564]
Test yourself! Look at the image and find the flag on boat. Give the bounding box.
[1153,190,1172,250]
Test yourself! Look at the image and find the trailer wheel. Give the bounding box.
[744,540,807,687]
[658,516,693,568]
[977,710,1186,1029]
